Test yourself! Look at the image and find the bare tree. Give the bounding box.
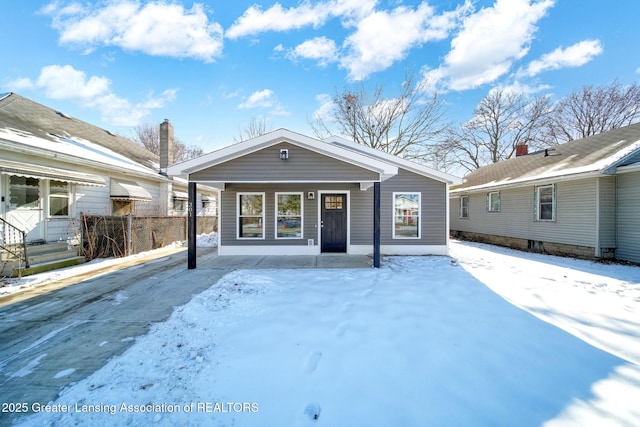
[310,70,448,164]
[234,116,273,142]
[547,80,640,143]
[441,89,553,173]
[132,122,203,162]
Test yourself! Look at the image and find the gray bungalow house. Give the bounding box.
[449,122,640,264]
[167,129,461,266]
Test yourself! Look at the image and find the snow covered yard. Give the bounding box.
[12,240,640,427]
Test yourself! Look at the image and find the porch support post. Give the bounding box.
[373,181,381,268]
[188,181,197,269]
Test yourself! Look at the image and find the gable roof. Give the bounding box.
[452,122,640,193]
[0,92,162,179]
[325,136,461,185]
[168,128,399,181]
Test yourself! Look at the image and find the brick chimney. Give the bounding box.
[159,119,174,176]
[515,143,528,157]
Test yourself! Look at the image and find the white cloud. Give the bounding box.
[238,89,289,116]
[426,0,555,92]
[290,37,338,66]
[340,2,467,80]
[12,64,177,126]
[226,2,329,39]
[521,39,603,77]
[36,65,111,100]
[42,1,223,62]
[312,93,334,121]
[4,77,35,91]
[226,0,376,39]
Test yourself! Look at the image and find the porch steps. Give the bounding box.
[1,242,86,278]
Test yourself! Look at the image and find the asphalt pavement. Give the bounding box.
[0,247,370,426]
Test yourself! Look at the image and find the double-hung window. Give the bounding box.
[535,184,555,221]
[238,193,264,238]
[276,193,303,239]
[459,195,469,219]
[393,192,420,239]
[49,180,69,217]
[487,191,500,212]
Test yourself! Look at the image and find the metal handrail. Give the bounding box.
[0,217,30,268]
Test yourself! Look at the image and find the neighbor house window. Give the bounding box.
[49,180,69,216]
[238,193,264,238]
[173,199,186,212]
[276,193,302,239]
[459,195,469,219]
[487,191,500,212]
[535,184,555,221]
[393,192,420,239]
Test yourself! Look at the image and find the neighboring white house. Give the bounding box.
[0,93,217,248]
[450,122,640,264]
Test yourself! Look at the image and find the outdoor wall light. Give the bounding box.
[280,148,289,160]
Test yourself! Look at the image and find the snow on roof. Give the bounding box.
[0,93,162,179]
[453,122,640,193]
[0,126,160,179]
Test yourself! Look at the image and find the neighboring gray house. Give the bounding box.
[168,129,460,264]
[449,122,640,264]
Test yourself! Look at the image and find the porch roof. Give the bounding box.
[110,179,153,201]
[0,159,105,186]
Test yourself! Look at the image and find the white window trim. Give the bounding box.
[275,192,304,240]
[535,184,556,222]
[487,191,500,213]
[459,195,469,219]
[48,180,71,218]
[237,192,265,240]
[392,192,421,239]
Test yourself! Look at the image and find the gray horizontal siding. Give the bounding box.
[598,176,616,248]
[617,171,640,263]
[220,183,359,247]
[451,178,599,248]
[191,143,379,182]
[220,171,448,248]
[379,169,447,246]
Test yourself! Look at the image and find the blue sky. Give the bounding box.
[2,0,639,154]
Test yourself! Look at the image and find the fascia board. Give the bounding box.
[326,136,461,184]
[450,170,603,194]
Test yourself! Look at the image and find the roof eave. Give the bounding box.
[450,170,605,194]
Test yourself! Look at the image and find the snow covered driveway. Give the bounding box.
[13,241,640,427]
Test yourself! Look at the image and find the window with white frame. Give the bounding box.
[238,193,264,238]
[460,195,469,218]
[393,192,420,238]
[276,193,303,239]
[49,180,69,216]
[173,199,186,212]
[487,191,500,212]
[535,184,555,221]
